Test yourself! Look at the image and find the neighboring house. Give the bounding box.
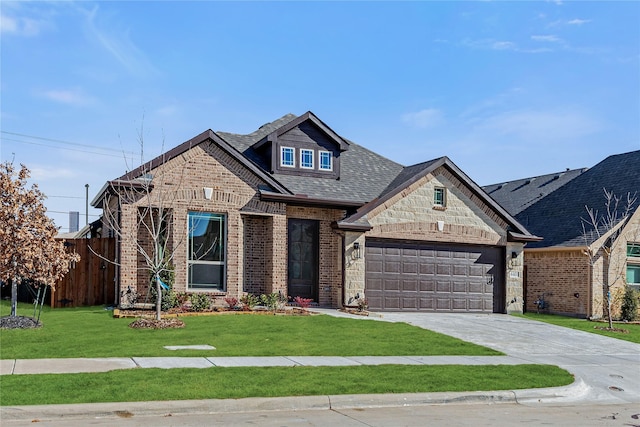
[92,111,539,313]
[485,151,640,319]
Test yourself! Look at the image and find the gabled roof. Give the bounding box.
[219,112,404,205]
[252,111,349,152]
[483,168,587,216]
[91,129,292,208]
[336,156,540,242]
[514,150,640,248]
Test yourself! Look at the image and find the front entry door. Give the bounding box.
[288,219,319,301]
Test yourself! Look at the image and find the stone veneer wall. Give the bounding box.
[343,167,526,313]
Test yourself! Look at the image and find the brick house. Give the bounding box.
[92,111,539,313]
[484,150,640,318]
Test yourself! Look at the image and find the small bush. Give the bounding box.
[240,294,259,310]
[224,297,239,310]
[620,287,639,322]
[189,293,211,312]
[293,296,313,309]
[260,292,288,311]
[356,298,368,312]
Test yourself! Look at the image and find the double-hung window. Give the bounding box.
[280,146,295,167]
[188,212,226,290]
[300,149,314,169]
[319,151,332,171]
[627,243,640,289]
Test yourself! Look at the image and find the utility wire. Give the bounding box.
[1,130,136,155]
[1,136,134,159]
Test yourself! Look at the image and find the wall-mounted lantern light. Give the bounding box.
[511,251,518,259]
[353,242,361,259]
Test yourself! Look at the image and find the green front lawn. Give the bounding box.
[520,313,640,344]
[1,302,501,359]
[0,302,575,406]
[0,365,573,406]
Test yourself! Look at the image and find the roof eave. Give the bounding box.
[260,190,365,209]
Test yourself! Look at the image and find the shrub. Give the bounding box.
[189,293,211,312]
[620,286,639,322]
[224,297,239,310]
[260,292,287,311]
[293,296,313,309]
[240,294,259,310]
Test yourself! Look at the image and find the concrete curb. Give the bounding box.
[0,391,522,422]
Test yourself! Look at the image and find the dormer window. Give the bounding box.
[300,149,314,169]
[319,151,332,171]
[280,147,295,167]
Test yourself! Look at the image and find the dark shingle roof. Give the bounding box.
[218,114,403,204]
[513,150,640,248]
[483,168,587,216]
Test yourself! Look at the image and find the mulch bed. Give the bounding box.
[0,315,43,330]
[129,318,186,329]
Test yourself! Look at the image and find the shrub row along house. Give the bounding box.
[91,112,540,313]
[484,150,640,319]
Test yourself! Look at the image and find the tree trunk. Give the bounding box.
[155,275,162,321]
[10,277,17,317]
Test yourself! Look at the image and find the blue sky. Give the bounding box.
[1,1,639,232]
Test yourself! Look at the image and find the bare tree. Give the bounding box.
[0,163,80,320]
[94,134,193,321]
[582,189,638,329]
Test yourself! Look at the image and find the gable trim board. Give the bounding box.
[93,111,538,314]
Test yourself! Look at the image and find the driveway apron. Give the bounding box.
[372,312,640,404]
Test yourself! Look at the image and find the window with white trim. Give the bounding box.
[300,149,314,169]
[188,212,226,290]
[434,187,446,207]
[319,151,332,171]
[280,147,295,167]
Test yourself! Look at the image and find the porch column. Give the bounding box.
[119,204,138,307]
[343,232,366,307]
[266,213,288,295]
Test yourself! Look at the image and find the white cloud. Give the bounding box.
[81,5,159,77]
[155,105,179,117]
[39,88,96,106]
[402,109,444,129]
[0,13,48,37]
[531,35,562,43]
[567,18,591,25]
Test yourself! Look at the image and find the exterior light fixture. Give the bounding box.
[511,251,518,259]
[353,242,361,259]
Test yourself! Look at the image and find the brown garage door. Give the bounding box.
[365,239,504,313]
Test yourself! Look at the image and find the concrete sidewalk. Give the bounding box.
[0,354,528,375]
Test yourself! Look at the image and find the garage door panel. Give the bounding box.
[402,297,418,310]
[385,261,401,274]
[402,279,417,291]
[420,279,435,292]
[420,263,435,275]
[366,239,504,313]
[436,281,451,293]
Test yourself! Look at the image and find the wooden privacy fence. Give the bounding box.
[52,238,116,308]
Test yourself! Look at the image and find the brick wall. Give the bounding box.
[524,249,591,317]
[114,141,287,306]
[286,206,345,307]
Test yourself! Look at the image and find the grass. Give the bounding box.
[0,302,501,359]
[0,302,576,406]
[0,364,574,406]
[519,313,640,344]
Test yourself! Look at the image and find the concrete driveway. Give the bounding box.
[373,312,640,405]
